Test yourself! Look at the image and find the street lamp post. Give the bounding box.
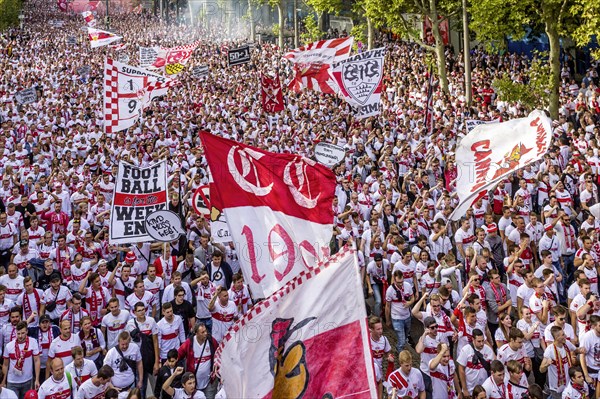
[105,0,110,29]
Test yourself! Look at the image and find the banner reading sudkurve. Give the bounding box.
[109,160,168,243]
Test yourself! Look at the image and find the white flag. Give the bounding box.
[103,58,176,134]
[216,247,377,398]
[330,47,386,119]
[450,110,552,220]
[88,27,122,48]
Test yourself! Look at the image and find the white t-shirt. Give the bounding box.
[125,291,156,317]
[65,358,98,387]
[428,359,456,399]
[125,316,158,352]
[544,322,575,344]
[561,381,590,399]
[38,374,79,399]
[103,344,142,389]
[482,376,505,399]
[580,329,600,377]
[385,367,425,396]
[76,378,110,399]
[101,310,130,349]
[48,334,81,367]
[211,300,237,343]
[543,342,577,392]
[0,388,18,399]
[384,281,412,320]
[172,388,207,399]
[496,342,527,365]
[456,344,495,391]
[370,335,391,381]
[3,337,40,383]
[157,315,186,359]
[0,275,24,301]
[193,337,213,389]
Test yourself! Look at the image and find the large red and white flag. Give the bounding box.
[216,247,377,398]
[104,58,176,134]
[88,28,122,48]
[151,41,200,75]
[71,0,98,12]
[449,110,552,220]
[82,11,96,27]
[330,47,385,119]
[284,37,353,94]
[260,73,284,113]
[199,132,336,298]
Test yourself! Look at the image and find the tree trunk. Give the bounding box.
[367,16,374,50]
[248,0,255,41]
[462,0,472,106]
[429,0,449,93]
[277,3,284,48]
[317,12,323,34]
[545,22,560,120]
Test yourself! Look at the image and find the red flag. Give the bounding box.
[216,247,378,398]
[82,11,96,27]
[152,41,200,75]
[260,73,284,113]
[199,132,336,299]
[57,0,68,12]
[284,37,353,94]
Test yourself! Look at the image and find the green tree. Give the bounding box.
[304,0,342,31]
[258,0,285,48]
[358,0,460,92]
[469,0,600,119]
[300,14,324,44]
[493,53,552,112]
[0,0,22,31]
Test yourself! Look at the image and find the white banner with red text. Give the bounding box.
[450,110,552,221]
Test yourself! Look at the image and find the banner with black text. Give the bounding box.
[109,160,168,243]
[227,45,251,67]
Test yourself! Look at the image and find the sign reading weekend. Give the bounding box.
[109,160,168,243]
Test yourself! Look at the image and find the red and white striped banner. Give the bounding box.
[284,37,353,94]
[151,41,200,75]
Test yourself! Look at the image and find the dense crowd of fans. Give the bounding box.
[1,0,600,398]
